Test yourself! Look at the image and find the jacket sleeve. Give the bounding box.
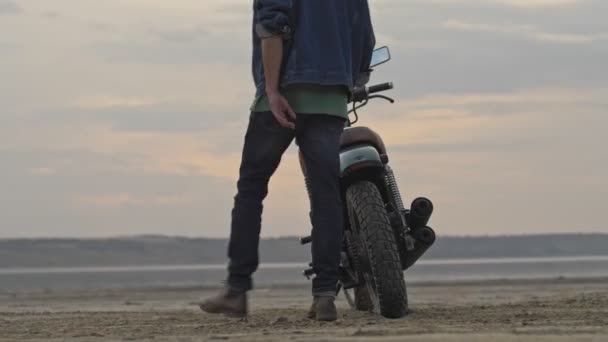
[362,28,376,71]
[255,0,293,39]
[355,21,376,87]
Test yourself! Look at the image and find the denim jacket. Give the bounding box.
[252,0,376,98]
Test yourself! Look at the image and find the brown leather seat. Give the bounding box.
[340,127,386,155]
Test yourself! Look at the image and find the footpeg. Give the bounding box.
[303,268,315,279]
[300,236,312,245]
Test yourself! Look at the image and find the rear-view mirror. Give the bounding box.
[370,46,391,68]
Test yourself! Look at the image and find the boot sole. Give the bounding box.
[224,310,247,318]
[199,305,246,318]
[315,314,337,322]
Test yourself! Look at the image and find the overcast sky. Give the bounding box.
[1,0,606,238]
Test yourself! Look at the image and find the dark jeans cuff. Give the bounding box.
[312,291,336,298]
[227,275,253,292]
[312,281,338,297]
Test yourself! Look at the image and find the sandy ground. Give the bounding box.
[1,278,607,341]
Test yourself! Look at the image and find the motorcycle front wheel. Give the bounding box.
[345,180,409,319]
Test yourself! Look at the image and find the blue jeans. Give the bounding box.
[227,111,345,296]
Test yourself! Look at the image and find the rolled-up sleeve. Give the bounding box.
[255,0,293,39]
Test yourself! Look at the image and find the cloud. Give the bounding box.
[91,34,250,65]
[366,0,608,98]
[27,167,56,176]
[0,120,244,180]
[1,85,607,238]
[358,86,608,150]
[150,27,209,43]
[443,20,604,44]
[39,10,64,19]
[475,0,581,8]
[0,0,20,14]
[393,0,583,9]
[0,146,238,237]
[390,139,543,154]
[388,87,608,116]
[72,95,162,110]
[74,193,191,210]
[59,101,245,135]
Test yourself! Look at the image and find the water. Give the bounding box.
[1,256,608,292]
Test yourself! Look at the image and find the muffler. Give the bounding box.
[401,197,436,270]
[405,197,433,230]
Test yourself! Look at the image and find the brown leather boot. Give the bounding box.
[306,297,318,319]
[307,297,338,322]
[199,288,248,318]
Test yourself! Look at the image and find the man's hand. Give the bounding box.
[267,90,296,129]
[260,35,294,129]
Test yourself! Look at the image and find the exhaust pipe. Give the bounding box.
[405,197,433,230]
[401,226,436,270]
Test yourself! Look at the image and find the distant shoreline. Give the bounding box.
[1,233,607,268]
[3,255,608,293]
[3,255,608,273]
[2,232,607,241]
[3,275,608,296]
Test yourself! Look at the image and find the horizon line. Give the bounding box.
[1,231,607,241]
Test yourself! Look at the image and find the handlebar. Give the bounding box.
[368,82,393,95]
[352,82,393,103]
[348,81,395,124]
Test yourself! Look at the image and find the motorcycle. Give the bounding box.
[298,46,437,319]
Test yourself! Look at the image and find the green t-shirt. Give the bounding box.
[251,84,349,119]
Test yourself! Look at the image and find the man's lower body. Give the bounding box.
[200,111,345,321]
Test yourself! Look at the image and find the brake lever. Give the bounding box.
[368,95,395,103]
